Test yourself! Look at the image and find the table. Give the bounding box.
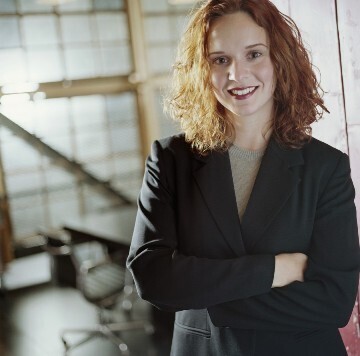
[61,204,175,331]
[62,205,138,252]
[42,205,138,287]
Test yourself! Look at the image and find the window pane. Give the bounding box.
[0,98,35,132]
[154,89,180,138]
[100,44,132,75]
[71,95,105,130]
[84,160,112,180]
[42,134,73,158]
[58,0,91,12]
[112,176,141,201]
[0,0,16,13]
[141,0,169,13]
[144,16,172,44]
[45,167,75,188]
[82,185,114,212]
[64,46,99,79]
[171,14,189,41]
[34,98,70,137]
[106,93,137,125]
[0,17,21,49]
[110,125,139,153]
[10,194,46,240]
[75,130,109,160]
[22,15,59,47]
[94,0,124,11]
[113,154,142,177]
[1,138,41,171]
[0,4,141,243]
[48,188,80,227]
[169,2,196,13]
[148,45,175,74]
[60,15,92,44]
[95,13,129,42]
[27,47,63,82]
[18,0,53,13]
[0,48,27,84]
[6,171,44,197]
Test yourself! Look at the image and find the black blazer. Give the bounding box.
[127,134,359,355]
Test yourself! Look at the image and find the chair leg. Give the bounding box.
[61,327,102,352]
[106,320,154,334]
[61,320,153,354]
[101,326,130,355]
[101,320,154,355]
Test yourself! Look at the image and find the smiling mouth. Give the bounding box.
[228,86,258,99]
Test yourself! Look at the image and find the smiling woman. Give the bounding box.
[207,12,275,149]
[127,1,360,355]
[164,0,328,154]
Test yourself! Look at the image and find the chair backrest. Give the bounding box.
[79,261,127,309]
[41,229,128,309]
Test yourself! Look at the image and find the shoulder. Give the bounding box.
[270,136,347,172]
[147,134,194,177]
[156,133,188,151]
[301,137,348,171]
[151,133,195,161]
[300,138,351,191]
[302,137,345,160]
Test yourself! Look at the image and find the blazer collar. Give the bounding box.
[192,137,303,167]
[240,138,304,251]
[192,137,304,254]
[192,148,245,256]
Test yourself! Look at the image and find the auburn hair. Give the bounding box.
[164,0,328,154]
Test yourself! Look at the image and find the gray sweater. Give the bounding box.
[228,144,265,220]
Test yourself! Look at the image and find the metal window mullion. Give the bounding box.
[126,0,160,162]
[0,130,14,265]
[68,98,85,215]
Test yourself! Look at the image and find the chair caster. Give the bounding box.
[119,342,130,355]
[61,337,69,350]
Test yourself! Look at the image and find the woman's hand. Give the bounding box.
[271,253,308,288]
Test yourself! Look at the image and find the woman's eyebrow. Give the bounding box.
[245,43,268,49]
[208,43,268,56]
[208,51,225,56]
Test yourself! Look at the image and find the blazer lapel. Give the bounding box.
[241,138,304,250]
[192,150,246,256]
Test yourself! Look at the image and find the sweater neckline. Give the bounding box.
[229,144,266,161]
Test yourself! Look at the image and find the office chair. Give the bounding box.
[43,232,153,355]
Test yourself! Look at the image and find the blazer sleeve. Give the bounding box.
[209,152,360,330]
[127,140,275,310]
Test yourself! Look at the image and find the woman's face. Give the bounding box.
[207,11,276,124]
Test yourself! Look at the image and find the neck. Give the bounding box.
[232,117,272,151]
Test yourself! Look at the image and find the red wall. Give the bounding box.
[272,0,360,354]
[337,1,360,355]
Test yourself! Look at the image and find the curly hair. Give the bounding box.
[164,0,329,154]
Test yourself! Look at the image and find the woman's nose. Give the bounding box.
[228,60,250,82]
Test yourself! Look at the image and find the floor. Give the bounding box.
[0,254,173,356]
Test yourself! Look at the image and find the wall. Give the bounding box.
[337,1,360,353]
[270,0,359,354]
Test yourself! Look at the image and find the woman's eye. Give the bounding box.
[249,51,262,59]
[213,57,228,65]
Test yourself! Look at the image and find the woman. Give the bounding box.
[127,0,359,355]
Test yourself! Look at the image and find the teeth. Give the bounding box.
[231,87,256,96]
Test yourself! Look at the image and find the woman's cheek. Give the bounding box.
[210,71,224,94]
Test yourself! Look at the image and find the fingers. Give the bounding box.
[272,253,308,288]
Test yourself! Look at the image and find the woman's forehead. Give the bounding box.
[207,12,268,51]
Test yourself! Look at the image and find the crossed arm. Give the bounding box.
[127,141,359,330]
